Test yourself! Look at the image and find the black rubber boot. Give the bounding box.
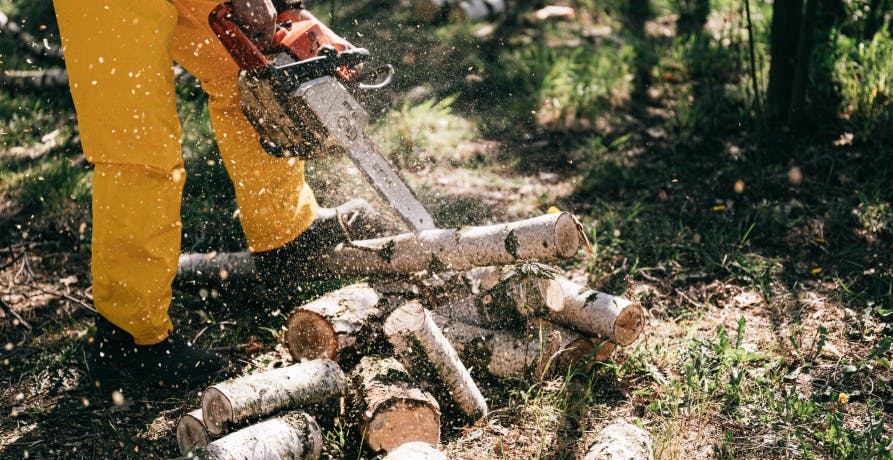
[253,198,379,299]
[87,316,231,390]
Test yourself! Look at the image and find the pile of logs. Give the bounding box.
[175,213,645,459]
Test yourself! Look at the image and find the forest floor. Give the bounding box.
[1,0,892,458]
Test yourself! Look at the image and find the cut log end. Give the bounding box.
[366,399,441,453]
[176,409,208,454]
[537,278,565,311]
[286,309,339,361]
[383,302,426,337]
[553,212,581,259]
[613,301,645,346]
[201,387,233,436]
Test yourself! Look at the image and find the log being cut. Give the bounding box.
[285,283,384,361]
[546,277,644,346]
[177,213,581,284]
[201,359,347,436]
[189,411,322,460]
[382,442,448,460]
[432,313,614,379]
[350,356,441,453]
[384,302,489,418]
[176,409,209,454]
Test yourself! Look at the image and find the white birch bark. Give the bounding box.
[547,277,644,346]
[384,302,489,418]
[351,356,441,453]
[201,359,347,436]
[193,411,322,460]
[285,283,383,361]
[177,213,580,282]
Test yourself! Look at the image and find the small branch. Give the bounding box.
[0,298,31,331]
[16,282,96,313]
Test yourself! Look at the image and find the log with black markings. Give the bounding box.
[384,302,489,418]
[546,277,644,346]
[177,213,581,285]
[201,359,347,436]
[426,266,643,345]
[284,283,385,362]
[186,411,322,460]
[350,356,441,453]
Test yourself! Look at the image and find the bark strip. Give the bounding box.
[350,356,441,453]
[285,283,383,361]
[384,302,489,418]
[191,411,322,460]
[201,359,347,436]
[176,409,209,455]
[177,213,580,284]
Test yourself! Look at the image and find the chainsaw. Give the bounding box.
[209,3,436,233]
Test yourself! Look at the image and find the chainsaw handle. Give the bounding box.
[209,3,270,73]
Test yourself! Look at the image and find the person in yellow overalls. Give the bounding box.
[55,0,371,388]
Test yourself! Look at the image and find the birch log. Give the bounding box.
[383,442,448,460]
[201,359,347,436]
[1,68,68,89]
[177,213,580,283]
[583,422,654,460]
[432,313,614,379]
[351,356,441,453]
[546,278,644,346]
[176,409,209,454]
[384,302,489,418]
[433,265,564,328]
[192,411,322,460]
[285,283,383,361]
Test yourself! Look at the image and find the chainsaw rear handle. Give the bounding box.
[209,3,270,73]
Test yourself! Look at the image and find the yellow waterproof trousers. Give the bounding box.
[54,0,318,344]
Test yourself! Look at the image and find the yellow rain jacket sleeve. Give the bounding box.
[54,0,318,344]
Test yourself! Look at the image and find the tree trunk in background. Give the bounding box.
[767,0,804,122]
[788,0,819,126]
[864,0,887,39]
